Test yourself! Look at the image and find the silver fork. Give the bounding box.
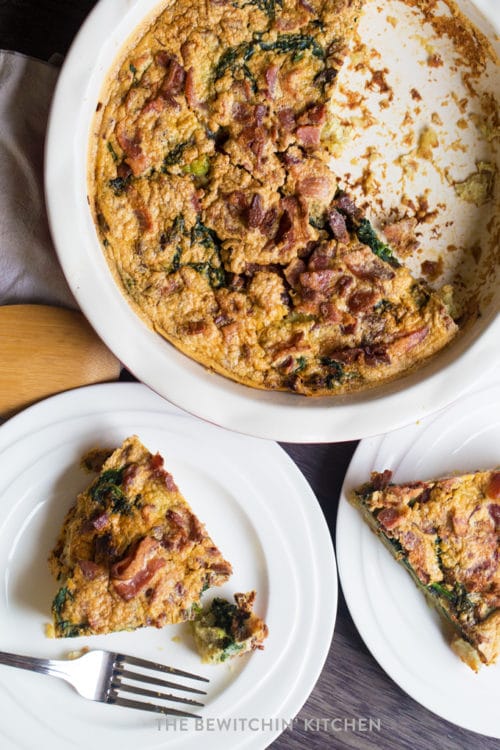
[0,649,209,718]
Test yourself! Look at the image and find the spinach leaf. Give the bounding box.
[356,218,400,268]
[259,33,325,60]
[52,586,72,618]
[320,357,345,383]
[108,176,130,196]
[243,0,283,20]
[89,467,133,514]
[162,141,192,171]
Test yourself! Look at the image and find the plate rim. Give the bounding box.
[335,379,500,739]
[0,381,337,750]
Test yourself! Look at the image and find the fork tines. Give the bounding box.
[110,653,209,719]
[116,653,209,681]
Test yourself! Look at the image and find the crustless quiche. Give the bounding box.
[48,436,232,637]
[91,0,458,395]
[351,469,500,670]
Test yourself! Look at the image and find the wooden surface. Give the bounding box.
[0,305,120,418]
[0,3,498,749]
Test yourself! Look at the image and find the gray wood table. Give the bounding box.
[0,2,497,748]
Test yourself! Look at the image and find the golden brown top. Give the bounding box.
[91,0,457,395]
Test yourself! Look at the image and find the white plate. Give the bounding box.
[0,383,337,750]
[336,378,500,738]
[44,0,500,442]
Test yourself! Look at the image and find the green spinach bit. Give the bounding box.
[162,141,192,171]
[107,142,119,163]
[89,467,133,514]
[427,581,474,614]
[52,586,72,618]
[108,175,131,196]
[188,262,226,289]
[259,33,325,60]
[242,0,283,20]
[214,32,324,82]
[356,218,400,268]
[320,357,345,383]
[295,356,307,373]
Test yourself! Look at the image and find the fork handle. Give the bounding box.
[0,651,65,678]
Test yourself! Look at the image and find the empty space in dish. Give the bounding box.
[329,0,499,323]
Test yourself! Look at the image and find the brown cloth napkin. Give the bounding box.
[0,50,76,308]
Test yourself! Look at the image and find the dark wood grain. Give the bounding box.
[1,3,498,749]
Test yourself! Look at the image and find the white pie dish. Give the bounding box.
[45,0,500,442]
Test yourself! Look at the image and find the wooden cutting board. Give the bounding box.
[0,305,121,418]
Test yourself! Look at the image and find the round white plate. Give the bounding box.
[336,379,500,738]
[0,383,337,750]
[44,0,500,443]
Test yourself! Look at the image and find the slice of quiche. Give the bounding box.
[351,469,500,671]
[192,591,269,664]
[48,436,232,637]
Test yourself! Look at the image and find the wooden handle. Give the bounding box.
[0,305,121,418]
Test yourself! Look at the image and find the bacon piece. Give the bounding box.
[247,193,265,229]
[265,65,279,99]
[270,332,310,365]
[299,103,327,126]
[488,504,500,527]
[334,275,353,296]
[92,512,109,531]
[307,243,336,271]
[486,473,500,500]
[325,347,363,364]
[185,67,204,109]
[150,453,178,491]
[319,302,341,322]
[348,289,377,313]
[392,326,429,354]
[296,125,321,148]
[126,187,154,232]
[328,209,349,242]
[300,269,335,292]
[78,560,102,580]
[233,101,254,123]
[345,252,395,281]
[122,463,139,489]
[115,123,149,176]
[162,507,206,551]
[377,507,402,529]
[157,53,185,95]
[111,537,166,601]
[371,470,393,490]
[273,196,310,253]
[363,344,391,366]
[277,107,297,133]
[260,207,279,237]
[208,560,233,577]
[383,217,419,255]
[254,104,268,126]
[332,193,362,221]
[284,258,306,288]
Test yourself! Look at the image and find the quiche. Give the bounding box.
[48,436,232,637]
[351,469,500,670]
[91,0,458,396]
[192,591,268,663]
